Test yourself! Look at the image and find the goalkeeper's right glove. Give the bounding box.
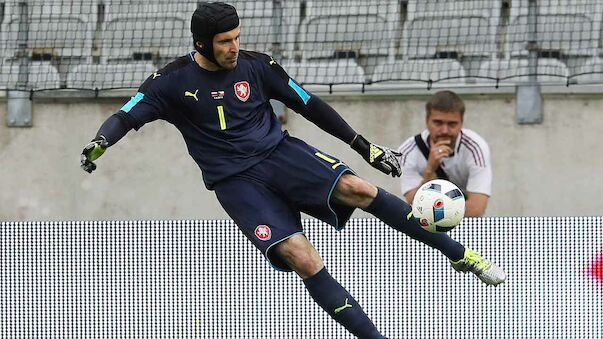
[350,134,402,177]
[80,135,108,173]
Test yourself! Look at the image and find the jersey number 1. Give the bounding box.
[217,105,227,130]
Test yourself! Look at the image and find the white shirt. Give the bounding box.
[397,128,492,202]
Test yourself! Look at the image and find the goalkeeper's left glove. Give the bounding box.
[350,134,402,177]
[80,135,108,173]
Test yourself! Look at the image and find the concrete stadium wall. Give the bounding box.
[0,91,601,220]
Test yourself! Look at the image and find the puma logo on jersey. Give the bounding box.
[185,89,199,101]
[152,72,161,79]
[269,59,276,65]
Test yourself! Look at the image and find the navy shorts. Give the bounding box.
[213,135,355,271]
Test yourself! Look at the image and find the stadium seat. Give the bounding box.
[100,1,289,61]
[280,2,302,58]
[227,1,278,54]
[101,2,197,63]
[0,65,19,89]
[0,62,61,90]
[478,59,569,84]
[30,62,62,89]
[296,1,398,60]
[371,59,466,85]
[281,59,365,85]
[572,57,603,84]
[0,1,96,61]
[507,0,602,57]
[67,63,157,90]
[402,0,501,59]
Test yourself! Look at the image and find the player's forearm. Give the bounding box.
[422,168,437,183]
[81,112,132,173]
[464,202,486,217]
[464,193,489,217]
[95,113,133,146]
[302,96,357,143]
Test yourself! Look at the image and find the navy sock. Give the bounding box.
[303,267,385,339]
[363,187,464,261]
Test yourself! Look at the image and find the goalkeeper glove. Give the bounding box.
[80,135,108,173]
[350,134,402,177]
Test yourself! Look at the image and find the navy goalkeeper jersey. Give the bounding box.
[118,51,312,189]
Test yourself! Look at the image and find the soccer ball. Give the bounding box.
[412,179,465,233]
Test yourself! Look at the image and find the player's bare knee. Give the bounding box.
[275,235,324,278]
[334,174,377,208]
[290,251,323,277]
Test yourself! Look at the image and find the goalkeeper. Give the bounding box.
[81,3,505,338]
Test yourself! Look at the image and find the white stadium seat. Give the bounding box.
[402,0,501,59]
[67,63,157,90]
[1,1,96,61]
[508,0,602,57]
[0,65,19,89]
[101,2,196,62]
[572,57,603,84]
[478,58,569,84]
[0,62,61,90]
[372,59,466,85]
[228,1,277,54]
[297,1,398,60]
[281,59,366,85]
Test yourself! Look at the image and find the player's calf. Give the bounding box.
[303,267,386,338]
[363,187,465,261]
